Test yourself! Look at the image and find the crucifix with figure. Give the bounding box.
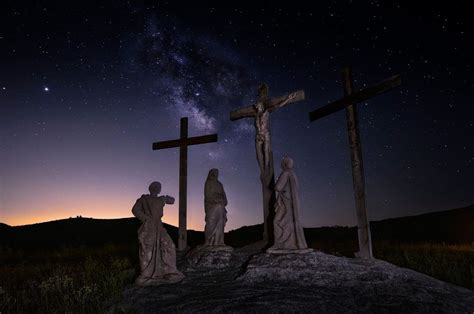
[152,117,218,251]
[309,67,401,258]
[230,83,305,245]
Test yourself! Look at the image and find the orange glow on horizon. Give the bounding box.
[2,212,204,231]
[1,199,208,231]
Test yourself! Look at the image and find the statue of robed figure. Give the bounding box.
[267,157,311,254]
[204,169,228,246]
[132,181,185,285]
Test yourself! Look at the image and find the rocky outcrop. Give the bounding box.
[115,247,474,313]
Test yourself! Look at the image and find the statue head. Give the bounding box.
[281,157,294,170]
[257,82,269,103]
[148,181,162,196]
[207,168,219,180]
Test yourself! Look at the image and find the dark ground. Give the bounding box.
[112,242,474,313]
[1,205,473,313]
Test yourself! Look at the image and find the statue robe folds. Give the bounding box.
[270,157,308,251]
[132,194,184,285]
[204,169,228,246]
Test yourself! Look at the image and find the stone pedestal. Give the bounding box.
[185,245,234,270]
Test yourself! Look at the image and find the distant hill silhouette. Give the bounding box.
[228,204,474,247]
[0,205,472,250]
[0,222,11,230]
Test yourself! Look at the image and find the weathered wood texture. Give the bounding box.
[309,75,401,121]
[229,86,305,245]
[230,90,305,121]
[342,67,373,259]
[152,117,218,251]
[152,134,217,150]
[178,117,188,252]
[308,67,401,258]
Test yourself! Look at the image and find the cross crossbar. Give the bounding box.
[153,134,218,150]
[309,75,401,121]
[230,90,305,121]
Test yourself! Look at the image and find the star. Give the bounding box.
[44,87,49,92]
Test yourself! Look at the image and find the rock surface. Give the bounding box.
[184,245,233,270]
[113,244,474,313]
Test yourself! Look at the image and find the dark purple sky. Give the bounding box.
[1,2,473,230]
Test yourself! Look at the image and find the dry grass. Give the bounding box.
[0,244,136,313]
[374,242,474,290]
[1,241,472,313]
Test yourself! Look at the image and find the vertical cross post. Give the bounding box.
[309,67,400,258]
[152,117,218,252]
[178,117,188,251]
[342,67,373,258]
[230,87,306,245]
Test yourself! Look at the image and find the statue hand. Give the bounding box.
[165,195,175,205]
[288,92,296,100]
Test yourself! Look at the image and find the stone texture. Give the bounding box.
[131,182,184,286]
[114,245,474,313]
[268,157,308,252]
[184,245,234,270]
[204,169,228,246]
[229,84,305,244]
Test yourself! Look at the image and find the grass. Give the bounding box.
[374,242,474,290]
[0,243,137,313]
[1,241,473,313]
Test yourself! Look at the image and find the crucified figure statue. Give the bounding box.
[255,83,297,176]
[230,83,305,245]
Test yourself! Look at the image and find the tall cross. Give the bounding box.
[230,83,306,245]
[308,67,401,258]
[152,117,218,251]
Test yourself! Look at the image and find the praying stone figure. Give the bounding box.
[132,181,185,286]
[204,169,228,246]
[267,157,312,254]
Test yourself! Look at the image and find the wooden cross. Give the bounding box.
[230,84,305,245]
[308,67,401,258]
[152,117,218,251]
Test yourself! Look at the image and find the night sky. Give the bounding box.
[1,2,473,230]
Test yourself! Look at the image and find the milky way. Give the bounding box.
[1,3,473,230]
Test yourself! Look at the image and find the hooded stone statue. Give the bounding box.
[268,157,309,253]
[204,169,228,246]
[131,181,184,285]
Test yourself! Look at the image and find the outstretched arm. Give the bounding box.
[275,92,298,109]
[164,195,175,205]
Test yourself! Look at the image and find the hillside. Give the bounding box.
[228,204,474,248]
[0,217,203,249]
[0,204,472,250]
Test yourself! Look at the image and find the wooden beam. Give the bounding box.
[230,90,305,121]
[152,138,184,150]
[309,75,401,122]
[178,117,188,251]
[151,117,218,251]
[152,134,218,150]
[185,134,218,146]
[342,67,373,259]
[267,90,305,112]
[230,105,257,121]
